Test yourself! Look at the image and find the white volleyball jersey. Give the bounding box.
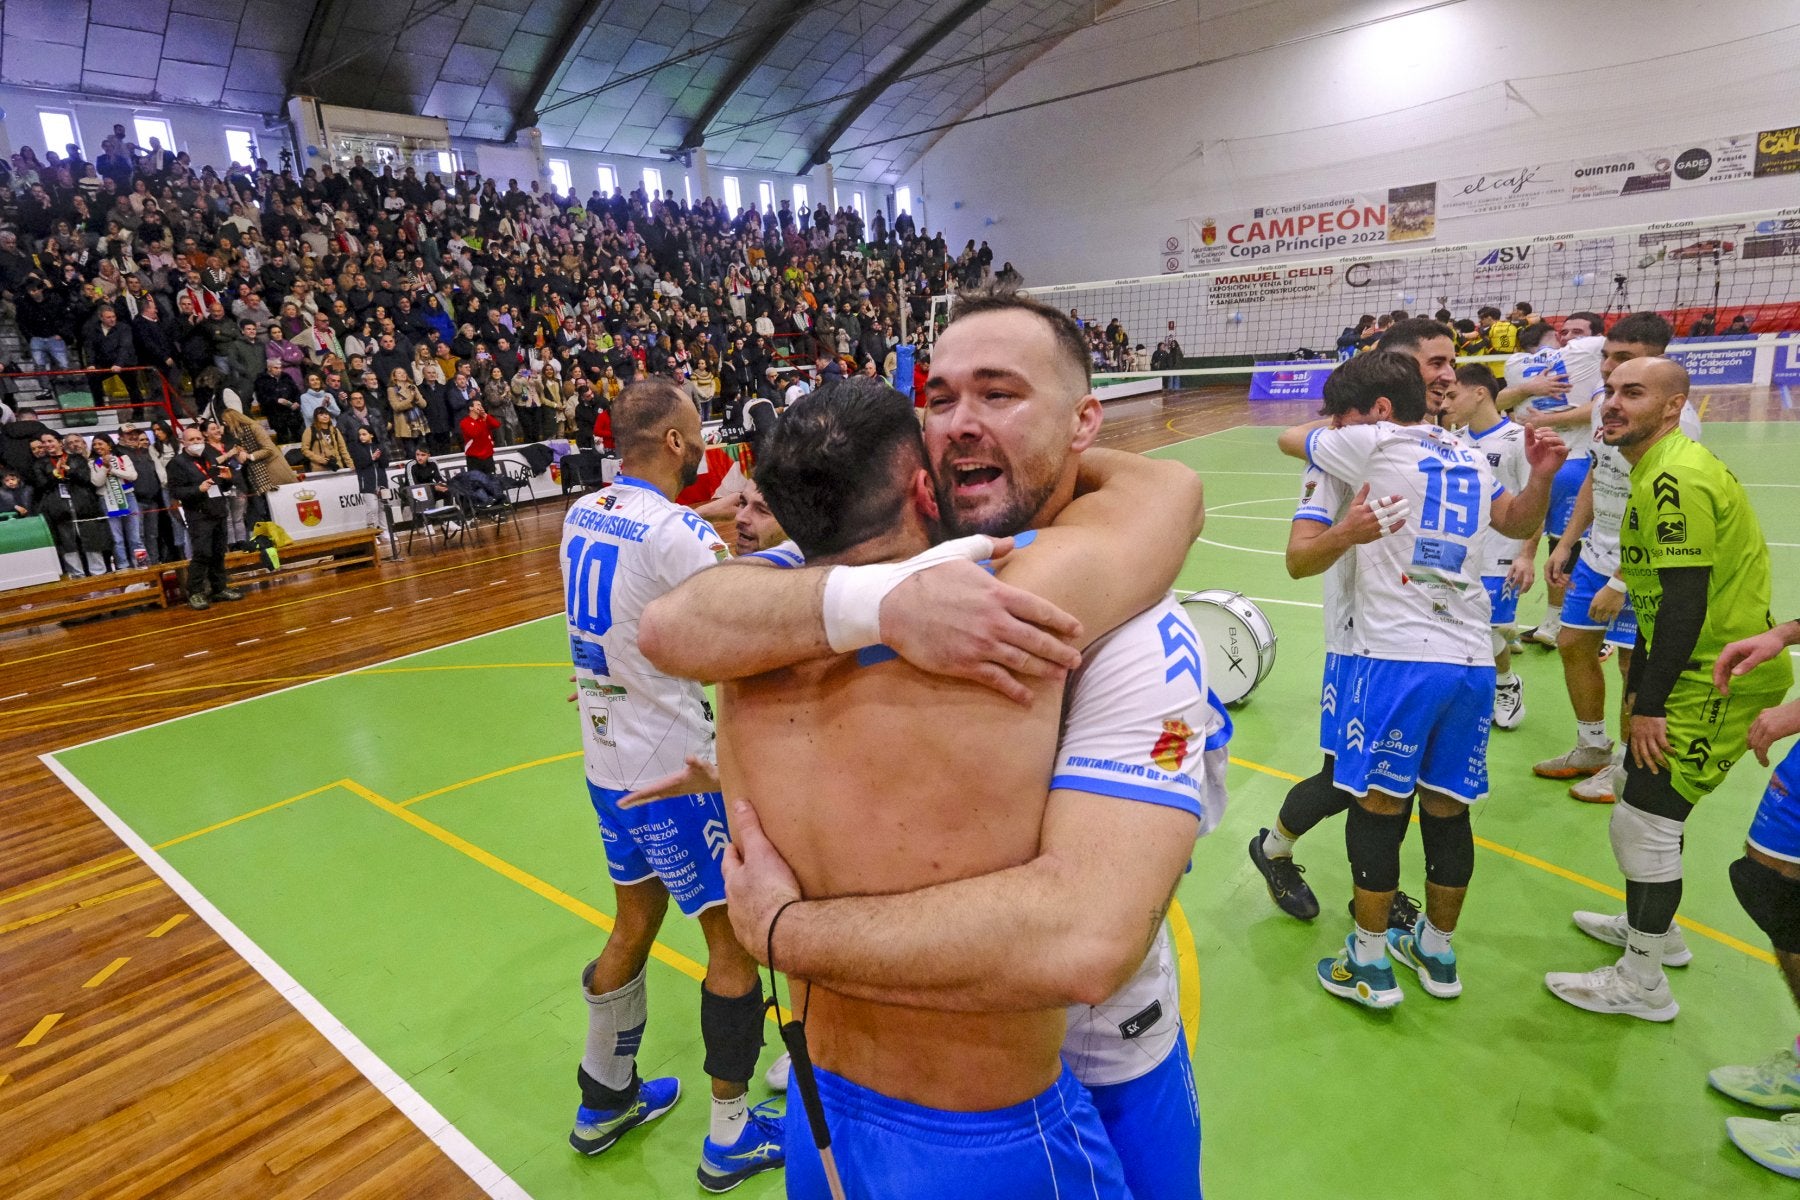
[1581,392,1703,577]
[1465,418,1529,577]
[1293,466,1358,655]
[1305,421,1501,666]
[562,475,730,789]
[1503,335,1603,448]
[1064,922,1181,1088]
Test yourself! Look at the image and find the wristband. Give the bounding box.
[821,533,999,652]
[1605,576,1628,594]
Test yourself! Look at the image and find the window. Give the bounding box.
[895,186,912,216]
[851,191,866,219]
[642,166,662,198]
[792,182,809,211]
[436,150,458,175]
[722,175,741,215]
[684,174,692,205]
[598,165,618,194]
[224,128,256,167]
[134,116,177,157]
[758,180,775,212]
[831,187,839,211]
[38,110,80,157]
[548,158,572,196]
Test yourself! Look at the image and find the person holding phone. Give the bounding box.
[166,425,242,609]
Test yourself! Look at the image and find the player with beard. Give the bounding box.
[640,294,1218,1198]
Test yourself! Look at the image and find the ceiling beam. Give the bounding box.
[290,0,354,91]
[511,0,611,140]
[802,0,993,172]
[678,0,825,151]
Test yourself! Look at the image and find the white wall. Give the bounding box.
[0,82,282,172]
[913,0,1800,284]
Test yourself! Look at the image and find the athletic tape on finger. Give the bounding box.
[1370,494,1411,535]
[823,534,1000,652]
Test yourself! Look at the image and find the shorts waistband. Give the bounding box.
[811,1065,1085,1147]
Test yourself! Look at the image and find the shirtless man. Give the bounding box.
[641,295,1210,1197]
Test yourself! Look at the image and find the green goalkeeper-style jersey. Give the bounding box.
[1620,431,1793,695]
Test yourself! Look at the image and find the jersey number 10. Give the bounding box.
[565,534,620,636]
[1416,460,1481,537]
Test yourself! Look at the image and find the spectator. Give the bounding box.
[84,305,144,419]
[87,431,145,568]
[166,424,242,609]
[222,408,297,528]
[254,357,304,443]
[299,370,338,424]
[460,398,502,475]
[118,424,168,564]
[387,366,431,456]
[32,431,110,576]
[346,426,388,541]
[302,407,353,472]
[1688,311,1717,338]
[202,417,251,547]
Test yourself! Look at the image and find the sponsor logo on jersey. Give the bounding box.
[703,818,730,859]
[1343,718,1367,752]
[1152,719,1194,772]
[1682,737,1712,771]
[1302,479,1318,504]
[1652,472,1682,510]
[1656,514,1687,544]
[1118,1000,1164,1040]
[1374,728,1422,757]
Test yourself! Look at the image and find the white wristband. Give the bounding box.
[821,534,1001,653]
[1605,576,1628,594]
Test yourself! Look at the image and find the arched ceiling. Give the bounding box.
[0,0,1120,181]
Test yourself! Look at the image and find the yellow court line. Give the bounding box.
[0,852,139,910]
[1698,394,1712,420]
[82,957,130,989]
[1226,751,1776,966]
[17,1013,61,1047]
[154,783,346,851]
[147,914,188,938]
[1167,898,1202,1042]
[4,539,563,670]
[4,663,569,720]
[0,879,163,936]
[402,751,584,807]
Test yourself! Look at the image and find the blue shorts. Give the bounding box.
[785,1065,1129,1200]
[1546,455,1591,539]
[585,782,728,916]
[1748,743,1800,865]
[1088,1029,1202,1200]
[1481,576,1519,627]
[1334,658,1496,804]
[1559,558,1638,647]
[1319,652,1356,755]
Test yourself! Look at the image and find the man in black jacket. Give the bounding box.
[253,358,304,443]
[117,425,165,565]
[166,425,243,609]
[85,305,145,418]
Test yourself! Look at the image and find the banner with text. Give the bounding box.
[1165,185,1436,273]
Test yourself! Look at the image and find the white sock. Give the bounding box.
[1261,826,1297,859]
[1497,671,1519,687]
[1620,927,1668,988]
[710,1093,748,1146]
[1419,918,1453,957]
[1351,924,1387,965]
[1577,720,1610,749]
[1541,612,1562,635]
[581,965,646,1096]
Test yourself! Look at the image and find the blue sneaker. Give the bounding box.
[697,1099,786,1192]
[570,1076,681,1156]
[1387,924,1462,998]
[1317,935,1403,1009]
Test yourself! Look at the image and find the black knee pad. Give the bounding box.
[700,981,765,1084]
[1731,856,1800,955]
[1345,801,1408,893]
[1419,807,1475,889]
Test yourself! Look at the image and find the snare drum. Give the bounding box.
[1179,590,1278,705]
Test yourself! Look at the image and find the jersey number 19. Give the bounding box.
[1416,460,1481,537]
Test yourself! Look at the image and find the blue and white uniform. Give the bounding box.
[1561,396,1701,646]
[1748,742,1800,864]
[1292,465,1360,753]
[1305,422,1500,804]
[1506,336,1603,536]
[1466,418,1529,627]
[561,474,733,915]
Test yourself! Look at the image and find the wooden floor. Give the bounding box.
[0,387,1248,1199]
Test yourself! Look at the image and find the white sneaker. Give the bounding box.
[764,1051,790,1092]
[1533,742,1615,779]
[1598,641,1615,661]
[1569,764,1623,804]
[1571,911,1692,966]
[1493,677,1526,730]
[1524,621,1561,649]
[1545,961,1679,1021]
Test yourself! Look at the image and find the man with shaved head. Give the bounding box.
[1547,357,1793,1020]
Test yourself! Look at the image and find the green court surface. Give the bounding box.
[45,420,1800,1199]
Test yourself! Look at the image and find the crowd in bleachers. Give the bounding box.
[0,130,1014,581]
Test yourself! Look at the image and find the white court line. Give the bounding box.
[183,650,208,659]
[236,638,261,647]
[1197,535,1284,557]
[1247,595,1324,609]
[330,616,352,624]
[1209,513,1292,522]
[0,691,26,703]
[127,663,154,672]
[285,627,307,635]
[374,606,394,614]
[60,677,97,687]
[37,756,530,1200]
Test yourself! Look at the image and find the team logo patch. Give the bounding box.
[1682,736,1712,771]
[1152,719,1194,772]
[1301,480,1318,504]
[1656,514,1687,544]
[295,488,322,527]
[1652,472,1682,510]
[1118,999,1164,1040]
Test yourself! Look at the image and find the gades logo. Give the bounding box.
[1675,148,1713,181]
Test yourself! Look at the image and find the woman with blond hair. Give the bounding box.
[386,366,430,456]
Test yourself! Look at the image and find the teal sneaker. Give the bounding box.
[1711,1045,1800,1111]
[570,1076,682,1156]
[1387,924,1463,998]
[1727,1113,1800,1179]
[1317,935,1403,1009]
[698,1099,786,1192]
